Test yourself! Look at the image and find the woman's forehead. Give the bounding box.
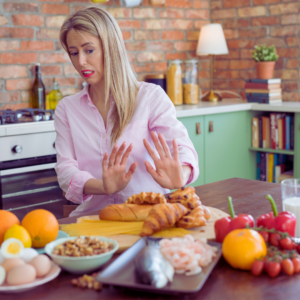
[66,29,100,48]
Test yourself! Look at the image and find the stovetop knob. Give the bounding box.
[12,145,23,153]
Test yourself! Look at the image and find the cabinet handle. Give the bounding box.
[209,121,214,132]
[196,122,201,134]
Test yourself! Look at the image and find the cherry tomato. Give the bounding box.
[279,237,294,250]
[259,231,269,243]
[292,242,298,250]
[281,259,294,275]
[297,245,300,255]
[291,258,300,274]
[270,233,281,247]
[251,260,264,276]
[266,261,281,278]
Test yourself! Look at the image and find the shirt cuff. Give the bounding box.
[182,162,194,185]
[65,171,95,204]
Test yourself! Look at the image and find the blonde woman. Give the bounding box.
[55,6,199,217]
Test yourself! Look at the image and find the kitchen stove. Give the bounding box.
[0,108,68,219]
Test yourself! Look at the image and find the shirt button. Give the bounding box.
[102,134,105,138]
[108,118,112,123]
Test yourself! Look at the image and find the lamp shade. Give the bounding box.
[196,23,228,56]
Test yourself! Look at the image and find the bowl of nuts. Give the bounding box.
[44,236,119,274]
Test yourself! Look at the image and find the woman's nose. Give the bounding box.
[78,52,87,67]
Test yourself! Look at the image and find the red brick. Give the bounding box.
[194,1,209,8]
[214,70,239,79]
[63,0,90,2]
[122,31,131,40]
[41,65,63,76]
[229,80,245,89]
[168,20,193,30]
[153,62,167,72]
[137,52,163,63]
[148,42,173,51]
[0,16,9,26]
[19,41,54,51]
[0,66,28,79]
[199,60,210,70]
[255,37,285,47]
[162,31,184,40]
[213,81,228,89]
[275,58,284,69]
[211,9,236,20]
[284,81,298,91]
[64,64,78,76]
[230,60,255,69]
[224,29,239,39]
[0,103,31,110]
[165,52,187,60]
[142,20,168,29]
[282,70,298,80]
[127,53,135,63]
[224,0,250,7]
[241,49,253,59]
[227,39,255,48]
[253,0,280,4]
[282,91,299,102]
[165,0,192,8]
[174,41,197,51]
[3,3,38,12]
[0,92,19,103]
[20,91,30,102]
[40,53,70,64]
[215,60,229,69]
[46,16,66,28]
[269,3,299,15]
[219,50,240,59]
[41,4,70,15]
[287,37,298,47]
[187,31,200,41]
[239,28,267,38]
[131,63,152,73]
[238,6,266,17]
[251,16,280,26]
[282,14,300,25]
[6,79,34,91]
[277,48,298,58]
[210,1,222,9]
[0,28,34,39]
[117,20,141,29]
[0,41,19,51]
[133,8,156,18]
[185,9,209,19]
[106,8,131,18]
[194,20,210,30]
[223,19,249,28]
[37,29,60,39]
[286,59,299,69]
[134,30,159,40]
[12,14,44,27]
[0,53,37,65]
[55,41,64,51]
[125,42,147,51]
[270,25,299,37]
[57,77,76,86]
[240,69,259,79]
[159,8,184,18]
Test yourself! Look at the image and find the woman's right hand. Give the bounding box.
[102,142,137,195]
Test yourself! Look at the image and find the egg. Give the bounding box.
[29,254,51,278]
[1,238,24,259]
[0,266,6,286]
[21,248,39,263]
[1,257,25,273]
[7,264,36,286]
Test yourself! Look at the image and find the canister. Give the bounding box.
[167,60,183,105]
[145,74,166,92]
[183,59,199,104]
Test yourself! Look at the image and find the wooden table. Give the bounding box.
[3,178,299,300]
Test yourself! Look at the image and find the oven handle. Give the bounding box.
[0,163,56,176]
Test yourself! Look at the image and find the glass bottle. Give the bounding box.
[31,63,46,110]
[183,59,199,104]
[166,60,183,105]
[46,78,63,111]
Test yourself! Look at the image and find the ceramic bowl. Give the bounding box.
[44,236,119,274]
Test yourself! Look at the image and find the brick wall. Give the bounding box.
[0,0,210,110]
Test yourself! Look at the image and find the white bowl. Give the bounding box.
[44,236,119,274]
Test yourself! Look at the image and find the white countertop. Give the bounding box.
[1,99,300,136]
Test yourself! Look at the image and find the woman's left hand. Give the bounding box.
[143,131,190,190]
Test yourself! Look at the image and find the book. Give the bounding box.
[268,153,274,183]
[259,117,263,148]
[273,153,278,183]
[259,152,266,181]
[257,152,261,180]
[270,113,277,149]
[278,117,283,149]
[246,92,282,98]
[244,82,281,89]
[291,116,294,150]
[252,117,259,148]
[245,88,282,94]
[266,153,269,182]
[285,115,291,150]
[245,78,281,84]
[282,116,286,150]
[246,98,282,104]
[275,164,286,183]
[265,117,270,148]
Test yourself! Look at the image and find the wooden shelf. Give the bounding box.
[249,147,295,155]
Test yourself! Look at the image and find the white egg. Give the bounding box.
[1,238,24,259]
[21,248,39,263]
[0,251,4,264]
[0,266,6,286]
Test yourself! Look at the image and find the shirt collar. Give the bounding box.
[80,84,115,107]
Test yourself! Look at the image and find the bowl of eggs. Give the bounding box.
[45,236,118,274]
[0,238,61,293]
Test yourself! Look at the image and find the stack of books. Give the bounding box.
[245,78,282,104]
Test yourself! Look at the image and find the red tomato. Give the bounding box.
[281,259,294,275]
[297,245,300,255]
[279,237,294,250]
[266,261,281,278]
[291,258,300,274]
[259,231,269,243]
[251,260,264,276]
[270,233,281,247]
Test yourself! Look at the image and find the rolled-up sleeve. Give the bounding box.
[54,100,95,204]
[148,86,199,185]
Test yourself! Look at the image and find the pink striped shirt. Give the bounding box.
[54,82,199,217]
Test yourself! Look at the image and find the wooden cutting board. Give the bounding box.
[77,207,229,253]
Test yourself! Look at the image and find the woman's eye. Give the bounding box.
[70,52,78,56]
[87,49,94,54]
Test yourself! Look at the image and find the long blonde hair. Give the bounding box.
[60,6,139,144]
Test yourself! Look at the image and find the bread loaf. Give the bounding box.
[99,204,153,222]
[126,191,166,205]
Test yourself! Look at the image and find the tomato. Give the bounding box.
[279,237,294,250]
[251,260,264,276]
[270,233,281,247]
[266,261,281,278]
[292,242,298,250]
[291,258,300,274]
[281,259,294,275]
[259,231,269,243]
[297,245,300,255]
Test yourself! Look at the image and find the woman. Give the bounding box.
[55,6,199,217]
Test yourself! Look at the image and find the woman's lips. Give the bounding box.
[81,70,95,78]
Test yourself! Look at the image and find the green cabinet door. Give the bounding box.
[204,111,256,184]
[178,116,204,187]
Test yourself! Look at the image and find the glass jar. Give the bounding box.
[167,60,183,105]
[183,59,199,104]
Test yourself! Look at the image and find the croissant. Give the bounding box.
[176,206,211,229]
[167,194,201,210]
[140,203,188,236]
[166,186,195,201]
[126,191,166,205]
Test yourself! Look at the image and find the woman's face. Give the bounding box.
[66,29,104,86]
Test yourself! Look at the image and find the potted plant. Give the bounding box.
[252,44,279,80]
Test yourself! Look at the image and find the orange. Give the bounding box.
[222,229,267,271]
[21,209,59,248]
[0,210,20,245]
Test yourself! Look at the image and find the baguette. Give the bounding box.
[99,204,153,222]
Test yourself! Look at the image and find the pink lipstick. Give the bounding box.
[81,70,95,78]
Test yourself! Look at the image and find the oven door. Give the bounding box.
[0,163,68,220]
